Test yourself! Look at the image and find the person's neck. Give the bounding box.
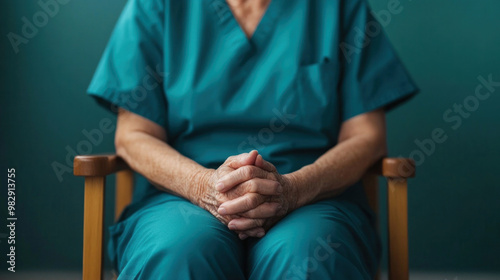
[226,0,271,10]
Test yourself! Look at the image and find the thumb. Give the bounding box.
[226,150,258,169]
[255,154,277,172]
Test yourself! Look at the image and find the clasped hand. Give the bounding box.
[195,150,298,240]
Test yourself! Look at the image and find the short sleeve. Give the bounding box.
[87,0,167,127]
[338,0,418,121]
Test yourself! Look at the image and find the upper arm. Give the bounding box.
[337,109,386,146]
[338,0,418,122]
[87,0,168,128]
[115,108,168,145]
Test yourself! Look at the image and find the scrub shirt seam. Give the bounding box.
[344,82,419,121]
[88,88,166,128]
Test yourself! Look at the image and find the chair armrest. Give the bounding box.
[372,158,416,179]
[74,154,130,177]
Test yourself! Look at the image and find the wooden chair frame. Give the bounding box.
[74,155,415,280]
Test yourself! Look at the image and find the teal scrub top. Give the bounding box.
[88,0,418,207]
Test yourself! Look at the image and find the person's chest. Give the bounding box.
[162,0,344,139]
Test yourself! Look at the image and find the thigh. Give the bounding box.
[247,199,380,280]
[109,193,246,280]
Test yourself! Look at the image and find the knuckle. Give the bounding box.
[246,194,259,208]
[241,166,253,179]
[247,180,258,192]
[225,156,235,163]
[244,210,256,218]
[272,181,280,191]
[214,193,224,204]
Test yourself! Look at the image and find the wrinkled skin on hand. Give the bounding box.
[216,153,299,239]
[194,151,282,237]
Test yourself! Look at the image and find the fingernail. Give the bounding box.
[216,182,224,191]
[228,224,236,230]
[257,231,265,238]
[218,207,226,215]
[240,233,248,240]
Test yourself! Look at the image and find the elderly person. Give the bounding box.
[87,0,418,279]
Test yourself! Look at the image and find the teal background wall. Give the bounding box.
[1,0,499,275]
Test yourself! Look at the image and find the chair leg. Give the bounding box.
[387,178,409,280]
[115,170,134,221]
[83,176,105,280]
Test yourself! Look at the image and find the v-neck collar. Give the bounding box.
[210,0,281,49]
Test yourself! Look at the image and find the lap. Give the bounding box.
[108,193,379,279]
[109,193,245,279]
[247,199,380,280]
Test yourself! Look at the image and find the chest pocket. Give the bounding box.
[292,57,340,133]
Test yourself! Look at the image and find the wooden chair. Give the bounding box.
[74,155,415,280]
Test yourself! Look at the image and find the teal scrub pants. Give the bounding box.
[109,193,380,279]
